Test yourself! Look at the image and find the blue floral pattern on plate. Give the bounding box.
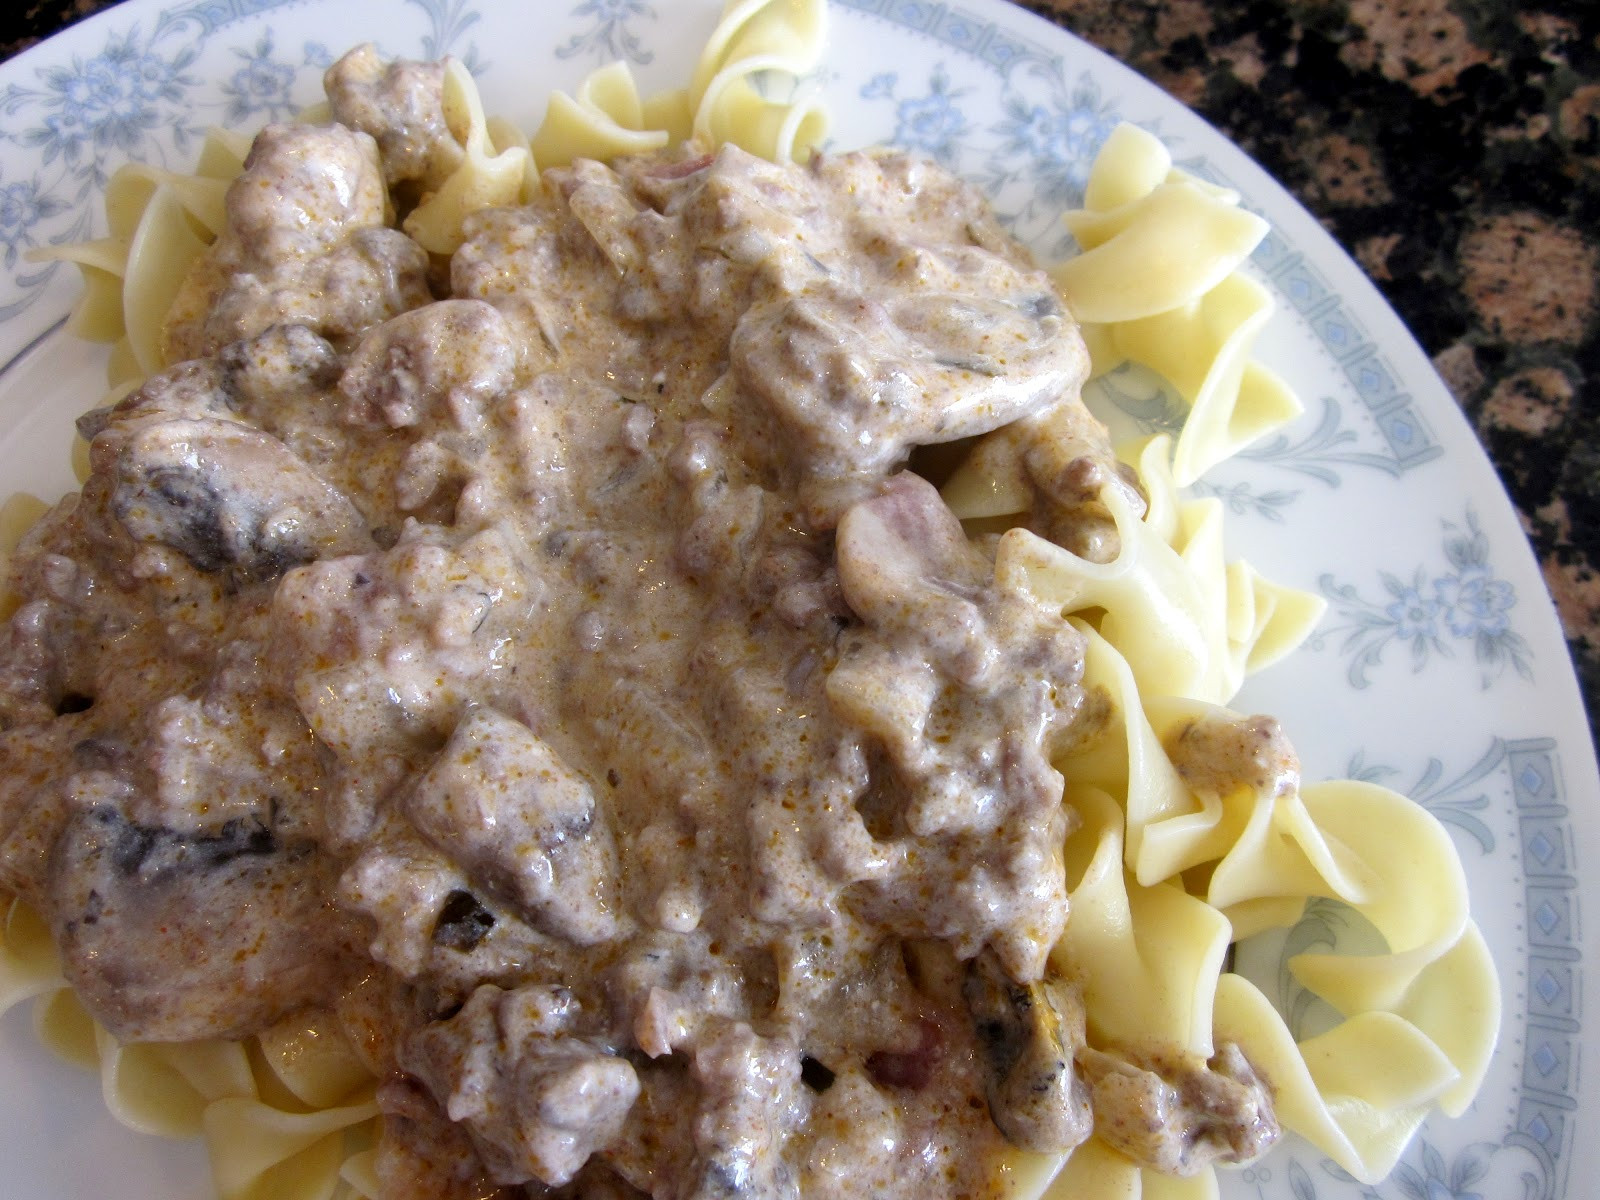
[0,25,201,193]
[0,2,1590,1199]
[557,0,658,65]
[1313,509,1534,689]
[219,32,330,125]
[861,66,970,164]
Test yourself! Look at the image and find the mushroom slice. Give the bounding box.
[962,947,1093,1153]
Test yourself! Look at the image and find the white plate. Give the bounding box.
[0,1,1593,1197]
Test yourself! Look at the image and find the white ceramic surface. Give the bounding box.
[0,1,1593,1197]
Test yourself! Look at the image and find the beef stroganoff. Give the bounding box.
[0,2,1497,1198]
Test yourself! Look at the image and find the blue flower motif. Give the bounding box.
[1385,584,1440,641]
[889,66,969,165]
[220,33,297,125]
[1388,1138,1490,1200]
[556,0,656,65]
[3,28,198,183]
[1435,564,1515,638]
[1325,1138,1500,1200]
[576,0,647,18]
[31,33,190,163]
[1314,509,1533,688]
[1008,103,1057,159]
[861,72,897,101]
[993,78,1117,205]
[0,177,68,269]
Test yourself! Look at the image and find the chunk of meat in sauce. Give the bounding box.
[229,121,388,259]
[401,983,641,1188]
[0,513,94,732]
[1165,710,1300,800]
[450,203,578,370]
[828,473,1083,979]
[131,645,328,836]
[608,929,757,1058]
[338,299,518,433]
[1079,1041,1280,1175]
[686,1021,804,1200]
[341,823,480,979]
[325,43,463,189]
[404,707,622,945]
[271,527,533,771]
[220,322,343,413]
[164,122,430,361]
[204,226,433,356]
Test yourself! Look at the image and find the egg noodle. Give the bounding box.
[0,1,1497,1198]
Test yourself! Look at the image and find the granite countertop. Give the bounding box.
[5,0,1597,734]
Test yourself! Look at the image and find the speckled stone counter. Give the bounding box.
[5,0,1597,733]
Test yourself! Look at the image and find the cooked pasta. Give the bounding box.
[0,1,1498,1197]
[1057,124,1302,485]
[0,909,375,1197]
[530,61,671,168]
[685,0,828,160]
[529,0,827,170]
[31,128,249,386]
[402,59,533,255]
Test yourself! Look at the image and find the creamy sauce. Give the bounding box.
[0,48,1279,1200]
